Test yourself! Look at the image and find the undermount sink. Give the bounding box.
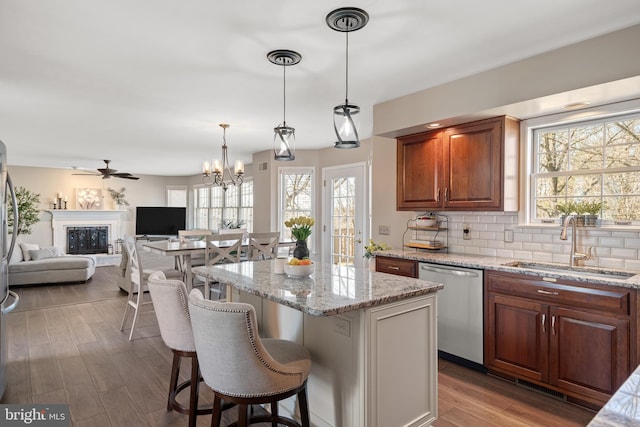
[502,261,637,280]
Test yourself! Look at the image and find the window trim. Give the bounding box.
[192,178,253,232]
[521,98,640,226]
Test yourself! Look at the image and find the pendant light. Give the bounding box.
[326,7,369,149]
[268,49,302,161]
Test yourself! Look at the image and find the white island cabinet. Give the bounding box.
[193,261,443,427]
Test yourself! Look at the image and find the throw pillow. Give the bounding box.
[19,242,40,261]
[29,247,59,261]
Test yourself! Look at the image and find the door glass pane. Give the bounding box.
[330,177,356,267]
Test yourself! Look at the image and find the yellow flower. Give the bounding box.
[285,216,314,241]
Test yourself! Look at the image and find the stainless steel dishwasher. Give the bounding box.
[419,262,484,369]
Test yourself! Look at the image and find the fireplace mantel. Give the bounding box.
[48,210,125,249]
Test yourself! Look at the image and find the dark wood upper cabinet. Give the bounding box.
[397,116,520,211]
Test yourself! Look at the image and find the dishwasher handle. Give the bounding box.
[420,264,481,278]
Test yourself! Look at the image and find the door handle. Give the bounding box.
[552,315,556,336]
[436,189,440,203]
[542,313,546,334]
[444,188,449,202]
[355,238,362,244]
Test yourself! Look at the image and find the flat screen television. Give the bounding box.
[135,206,186,236]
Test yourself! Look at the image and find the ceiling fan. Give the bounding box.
[73,160,140,180]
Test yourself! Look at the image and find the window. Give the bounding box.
[167,186,188,207]
[531,111,640,222]
[279,168,314,241]
[193,180,253,231]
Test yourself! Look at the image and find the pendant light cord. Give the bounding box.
[345,26,349,104]
[283,62,287,125]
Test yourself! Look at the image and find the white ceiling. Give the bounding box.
[2,0,640,176]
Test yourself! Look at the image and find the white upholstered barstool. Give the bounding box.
[188,289,311,427]
[147,271,233,427]
[119,236,182,340]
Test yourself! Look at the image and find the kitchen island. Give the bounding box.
[192,260,443,427]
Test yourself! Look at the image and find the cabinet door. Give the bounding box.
[486,293,549,383]
[442,118,503,210]
[549,306,630,404]
[396,131,442,210]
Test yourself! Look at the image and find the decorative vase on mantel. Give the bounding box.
[293,239,310,259]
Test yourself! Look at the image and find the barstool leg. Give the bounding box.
[211,396,222,427]
[298,388,310,427]
[188,355,200,427]
[237,404,248,427]
[168,352,181,411]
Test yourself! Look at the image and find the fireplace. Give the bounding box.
[49,210,125,254]
[67,226,109,254]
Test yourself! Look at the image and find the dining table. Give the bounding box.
[141,238,295,290]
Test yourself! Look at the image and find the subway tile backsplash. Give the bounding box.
[440,212,640,270]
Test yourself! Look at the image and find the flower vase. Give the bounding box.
[293,240,309,259]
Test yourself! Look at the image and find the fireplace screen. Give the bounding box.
[67,226,109,254]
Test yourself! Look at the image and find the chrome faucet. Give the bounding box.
[560,215,592,266]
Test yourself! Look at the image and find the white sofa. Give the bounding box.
[9,242,97,286]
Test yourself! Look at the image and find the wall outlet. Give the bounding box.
[334,317,351,337]
[378,225,391,235]
[504,229,514,243]
[463,224,471,240]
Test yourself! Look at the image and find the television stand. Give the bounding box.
[136,235,177,242]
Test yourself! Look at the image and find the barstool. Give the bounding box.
[147,271,234,427]
[188,289,311,427]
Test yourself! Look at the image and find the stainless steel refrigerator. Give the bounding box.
[0,139,20,400]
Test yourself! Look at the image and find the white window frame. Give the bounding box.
[192,179,253,232]
[521,98,640,226]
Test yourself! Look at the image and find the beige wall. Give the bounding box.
[374,24,640,138]
[8,165,190,246]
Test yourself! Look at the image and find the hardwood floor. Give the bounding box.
[2,266,596,426]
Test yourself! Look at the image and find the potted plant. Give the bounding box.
[556,201,577,224]
[107,187,129,209]
[581,200,603,226]
[364,240,391,270]
[8,186,41,235]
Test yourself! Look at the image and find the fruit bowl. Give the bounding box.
[284,262,315,278]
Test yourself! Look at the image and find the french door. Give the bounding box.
[322,163,367,268]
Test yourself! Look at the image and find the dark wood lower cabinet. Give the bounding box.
[485,270,636,408]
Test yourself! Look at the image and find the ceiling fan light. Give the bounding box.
[333,102,360,148]
[274,124,295,161]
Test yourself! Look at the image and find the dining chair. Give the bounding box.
[247,231,280,260]
[119,236,183,340]
[147,271,233,427]
[177,229,212,274]
[188,289,311,427]
[202,233,244,299]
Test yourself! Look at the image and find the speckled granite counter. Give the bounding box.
[588,363,640,426]
[192,259,443,316]
[378,249,640,289]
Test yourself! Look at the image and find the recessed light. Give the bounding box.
[427,123,441,128]
[562,102,591,110]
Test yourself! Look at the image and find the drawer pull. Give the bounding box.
[387,266,400,270]
[537,289,559,296]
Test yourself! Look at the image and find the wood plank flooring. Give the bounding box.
[2,266,596,426]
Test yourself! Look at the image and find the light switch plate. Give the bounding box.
[378,225,390,235]
[504,229,514,243]
[334,317,351,337]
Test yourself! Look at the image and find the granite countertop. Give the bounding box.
[192,260,443,316]
[588,363,640,426]
[378,249,640,289]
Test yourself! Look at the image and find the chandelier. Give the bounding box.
[202,123,244,190]
[268,49,302,161]
[326,7,369,149]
